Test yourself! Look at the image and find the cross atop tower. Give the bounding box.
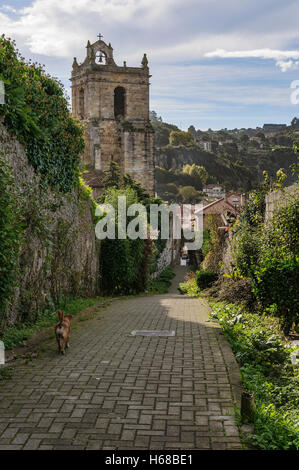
[97,33,103,41]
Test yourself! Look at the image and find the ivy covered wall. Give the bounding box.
[0,122,99,328]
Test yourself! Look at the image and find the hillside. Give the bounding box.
[152,113,298,201]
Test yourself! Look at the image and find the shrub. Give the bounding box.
[202,214,226,272]
[201,228,211,257]
[196,269,218,290]
[218,277,254,306]
[0,154,22,320]
[261,195,299,260]
[147,267,175,294]
[178,273,199,296]
[169,130,194,146]
[98,168,170,295]
[252,257,299,335]
[232,222,261,276]
[210,302,298,450]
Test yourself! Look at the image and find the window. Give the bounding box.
[114,86,125,119]
[232,197,239,202]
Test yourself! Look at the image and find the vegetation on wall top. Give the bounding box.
[0,35,84,192]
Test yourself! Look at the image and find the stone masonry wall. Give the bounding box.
[122,128,155,195]
[265,183,299,225]
[0,122,99,327]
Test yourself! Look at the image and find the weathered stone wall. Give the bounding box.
[265,183,299,225]
[150,232,181,280]
[122,128,155,195]
[0,123,99,327]
[221,232,234,274]
[150,239,175,280]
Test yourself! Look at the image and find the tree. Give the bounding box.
[101,161,122,190]
[183,164,209,186]
[164,183,178,195]
[188,125,197,137]
[151,121,179,147]
[150,110,162,122]
[240,134,249,144]
[178,185,200,203]
[255,132,266,140]
[169,130,194,146]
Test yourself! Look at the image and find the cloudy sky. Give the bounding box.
[1,0,299,130]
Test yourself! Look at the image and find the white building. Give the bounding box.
[203,184,226,199]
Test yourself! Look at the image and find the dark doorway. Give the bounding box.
[114,86,125,119]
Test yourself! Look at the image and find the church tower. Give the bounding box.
[71,36,155,195]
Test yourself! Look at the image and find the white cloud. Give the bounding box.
[1,0,299,129]
[205,48,299,72]
[276,60,299,72]
[1,0,299,64]
[0,0,180,58]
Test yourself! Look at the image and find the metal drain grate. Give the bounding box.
[131,330,175,337]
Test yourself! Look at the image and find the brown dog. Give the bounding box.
[55,310,72,355]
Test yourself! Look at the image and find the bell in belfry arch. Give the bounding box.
[99,53,103,63]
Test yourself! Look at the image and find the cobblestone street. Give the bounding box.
[0,267,243,450]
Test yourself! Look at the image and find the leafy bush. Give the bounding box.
[240,179,270,227]
[147,267,175,294]
[196,269,218,290]
[261,195,299,260]
[0,35,84,192]
[233,183,299,334]
[98,164,169,295]
[232,222,261,276]
[0,154,22,319]
[210,302,298,450]
[204,277,255,307]
[169,130,194,146]
[178,273,199,296]
[252,257,299,335]
[210,303,290,376]
[202,214,226,273]
[242,366,299,450]
[201,228,211,257]
[99,186,146,295]
[101,237,146,295]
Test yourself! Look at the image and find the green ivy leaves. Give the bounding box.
[0,35,84,193]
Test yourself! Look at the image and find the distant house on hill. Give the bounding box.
[199,193,245,229]
[203,184,225,199]
[195,139,218,152]
[195,140,211,151]
[218,139,234,146]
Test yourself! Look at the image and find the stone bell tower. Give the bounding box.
[70,36,155,195]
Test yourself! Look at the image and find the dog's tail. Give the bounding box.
[56,310,65,338]
[57,310,64,323]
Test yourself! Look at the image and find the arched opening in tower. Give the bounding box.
[96,50,107,64]
[79,88,84,119]
[114,86,126,119]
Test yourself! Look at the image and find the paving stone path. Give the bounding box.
[0,266,243,450]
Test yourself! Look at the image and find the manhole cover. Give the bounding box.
[131,330,175,337]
